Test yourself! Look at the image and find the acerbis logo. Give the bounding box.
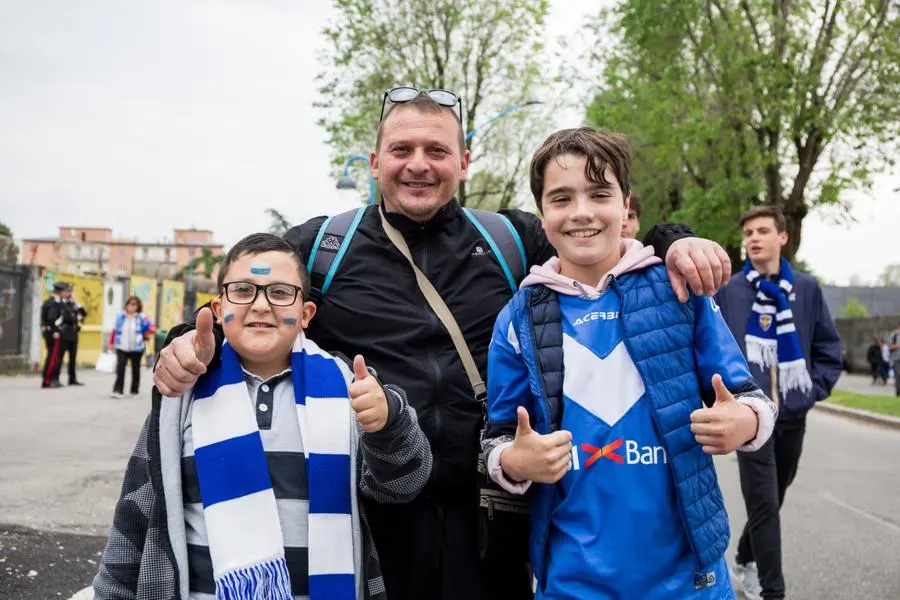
[572,311,619,326]
[572,438,668,470]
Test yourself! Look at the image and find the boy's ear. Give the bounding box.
[300,301,317,329]
[210,297,222,323]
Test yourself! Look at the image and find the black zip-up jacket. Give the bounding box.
[167,200,692,499]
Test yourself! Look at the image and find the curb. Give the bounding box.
[814,401,900,430]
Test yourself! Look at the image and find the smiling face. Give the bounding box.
[371,104,470,222]
[540,154,629,285]
[211,250,316,378]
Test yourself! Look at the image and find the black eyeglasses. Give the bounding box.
[222,282,304,307]
[380,86,461,122]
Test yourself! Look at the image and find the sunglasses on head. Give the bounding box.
[379,86,462,122]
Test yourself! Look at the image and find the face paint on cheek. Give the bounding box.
[223,312,235,323]
[249,263,271,275]
[282,317,298,326]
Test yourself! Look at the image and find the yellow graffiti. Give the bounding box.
[130,276,158,325]
[196,292,217,308]
[160,280,185,330]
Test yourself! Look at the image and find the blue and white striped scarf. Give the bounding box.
[190,333,356,600]
[743,258,812,396]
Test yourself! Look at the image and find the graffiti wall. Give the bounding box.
[160,280,185,331]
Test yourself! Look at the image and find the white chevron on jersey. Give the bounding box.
[562,333,645,427]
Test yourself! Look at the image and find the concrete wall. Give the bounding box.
[835,315,900,373]
[823,286,900,318]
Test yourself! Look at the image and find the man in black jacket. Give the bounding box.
[40,281,67,388]
[153,92,732,600]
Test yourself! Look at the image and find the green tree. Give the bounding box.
[585,0,900,263]
[316,0,553,209]
[841,297,869,318]
[0,221,18,265]
[266,209,293,236]
[879,263,900,286]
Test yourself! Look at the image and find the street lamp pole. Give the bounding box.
[465,100,543,143]
[335,154,377,205]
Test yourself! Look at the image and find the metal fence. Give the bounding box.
[0,265,26,355]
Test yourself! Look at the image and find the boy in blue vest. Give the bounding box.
[482,128,777,599]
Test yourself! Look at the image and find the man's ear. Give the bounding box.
[458,149,471,182]
[778,230,789,248]
[301,301,317,329]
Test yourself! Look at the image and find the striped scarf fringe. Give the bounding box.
[743,258,813,396]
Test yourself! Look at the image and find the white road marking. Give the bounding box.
[819,491,900,535]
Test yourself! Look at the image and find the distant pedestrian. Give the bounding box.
[716,205,842,600]
[620,190,642,239]
[39,282,67,388]
[108,296,155,398]
[889,324,900,397]
[867,336,887,384]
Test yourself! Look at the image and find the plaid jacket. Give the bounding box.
[92,382,432,600]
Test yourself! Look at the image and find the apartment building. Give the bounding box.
[20,226,224,279]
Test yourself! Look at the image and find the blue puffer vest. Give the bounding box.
[506,265,729,589]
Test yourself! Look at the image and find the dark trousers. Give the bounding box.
[894,360,900,395]
[113,350,143,394]
[870,362,887,383]
[60,337,78,383]
[736,419,806,599]
[41,333,62,386]
[365,494,532,600]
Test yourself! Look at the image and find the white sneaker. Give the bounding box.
[736,561,763,600]
[111,392,123,399]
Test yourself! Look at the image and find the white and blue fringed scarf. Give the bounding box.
[743,258,813,396]
[190,333,356,600]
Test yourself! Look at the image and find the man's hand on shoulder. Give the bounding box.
[153,307,216,397]
[665,237,731,303]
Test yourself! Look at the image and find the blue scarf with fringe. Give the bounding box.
[190,333,356,600]
[743,258,812,396]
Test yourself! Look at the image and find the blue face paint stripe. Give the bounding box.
[249,265,271,275]
[223,312,235,323]
[282,317,298,325]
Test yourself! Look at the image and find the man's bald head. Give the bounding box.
[375,95,466,153]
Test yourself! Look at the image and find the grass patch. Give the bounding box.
[826,389,900,418]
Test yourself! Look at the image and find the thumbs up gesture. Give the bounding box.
[349,355,389,433]
[690,374,759,454]
[500,407,573,484]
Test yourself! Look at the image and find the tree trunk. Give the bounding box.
[726,244,743,273]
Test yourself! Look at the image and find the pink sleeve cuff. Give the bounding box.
[737,395,776,452]
[487,442,532,494]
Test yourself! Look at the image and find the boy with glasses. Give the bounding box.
[93,233,432,600]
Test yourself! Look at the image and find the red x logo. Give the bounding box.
[581,438,624,467]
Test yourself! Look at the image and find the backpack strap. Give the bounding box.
[461,208,527,293]
[306,206,367,297]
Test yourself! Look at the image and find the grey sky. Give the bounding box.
[1,0,896,285]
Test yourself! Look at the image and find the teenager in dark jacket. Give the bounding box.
[152,91,734,600]
[715,205,842,600]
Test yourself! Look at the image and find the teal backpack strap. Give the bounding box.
[306,206,367,297]
[462,208,527,293]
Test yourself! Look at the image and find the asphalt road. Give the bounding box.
[1,369,899,599]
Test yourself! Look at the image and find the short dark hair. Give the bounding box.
[530,128,631,213]
[629,191,643,218]
[740,205,787,233]
[124,295,143,313]
[217,233,310,300]
[375,94,465,154]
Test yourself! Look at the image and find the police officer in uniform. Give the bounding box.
[57,284,84,386]
[40,282,66,388]
[64,286,88,385]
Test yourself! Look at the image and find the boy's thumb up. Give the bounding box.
[711,374,734,405]
[193,307,216,366]
[353,354,370,381]
[515,406,535,438]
